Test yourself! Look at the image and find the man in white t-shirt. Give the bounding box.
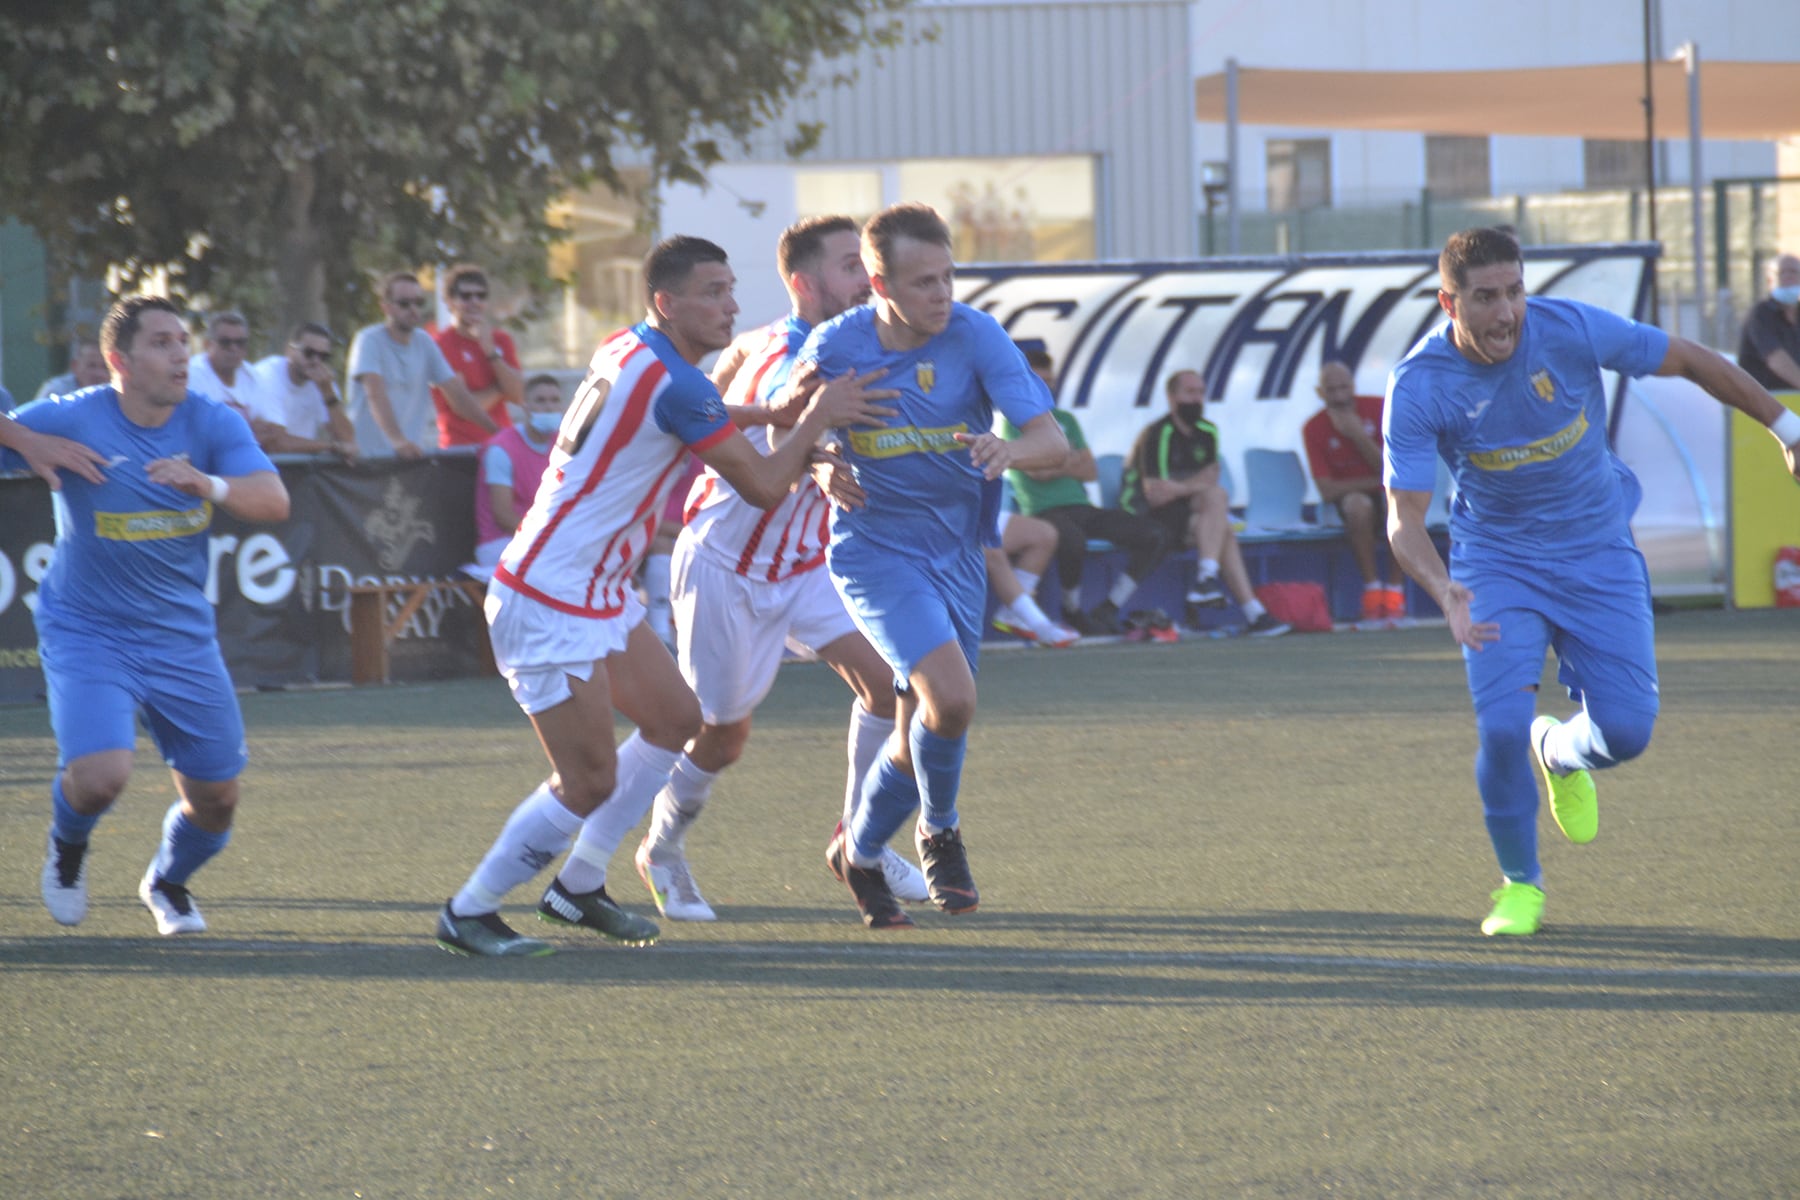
[188,312,280,429]
[251,322,358,459]
[345,271,483,458]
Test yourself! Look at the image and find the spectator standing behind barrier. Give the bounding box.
[1119,371,1289,638]
[432,263,521,447]
[1303,360,1406,622]
[251,323,358,459]
[1000,342,1169,636]
[345,271,477,458]
[33,336,109,400]
[1737,253,1800,391]
[467,373,564,579]
[188,311,284,434]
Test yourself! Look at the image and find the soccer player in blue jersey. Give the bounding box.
[1384,227,1800,937]
[799,203,1070,928]
[0,295,290,936]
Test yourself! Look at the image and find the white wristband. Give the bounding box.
[1769,409,1800,449]
[206,474,230,504]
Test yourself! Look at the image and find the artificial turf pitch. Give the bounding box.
[1,609,1795,1198]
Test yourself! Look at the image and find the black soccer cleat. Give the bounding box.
[914,825,980,914]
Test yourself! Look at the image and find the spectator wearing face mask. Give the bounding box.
[1737,253,1800,392]
[467,373,567,580]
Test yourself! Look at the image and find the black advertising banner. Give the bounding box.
[0,454,488,706]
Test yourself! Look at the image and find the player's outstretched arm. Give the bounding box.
[145,458,291,523]
[698,370,895,509]
[954,411,1068,480]
[1658,336,1800,481]
[0,417,108,490]
[1387,485,1496,651]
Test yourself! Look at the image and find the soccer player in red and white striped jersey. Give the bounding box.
[633,217,928,922]
[434,236,894,958]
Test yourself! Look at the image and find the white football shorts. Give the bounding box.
[672,536,859,725]
[485,581,645,715]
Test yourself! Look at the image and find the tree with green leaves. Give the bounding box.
[0,0,908,345]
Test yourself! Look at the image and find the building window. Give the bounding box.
[1267,139,1331,212]
[1425,135,1491,200]
[1584,139,1651,190]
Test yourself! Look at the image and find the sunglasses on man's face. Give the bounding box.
[296,346,330,362]
[215,336,249,349]
[391,296,427,309]
[454,289,488,301]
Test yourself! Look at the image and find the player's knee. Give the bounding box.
[1593,706,1657,765]
[640,693,703,752]
[64,756,132,809]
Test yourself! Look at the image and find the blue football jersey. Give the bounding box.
[799,302,1050,567]
[1384,296,1669,561]
[3,386,274,641]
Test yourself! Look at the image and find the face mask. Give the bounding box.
[1175,402,1203,425]
[1771,285,1800,306]
[527,411,562,435]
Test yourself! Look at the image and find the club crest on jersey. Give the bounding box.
[916,361,936,393]
[1530,370,1555,403]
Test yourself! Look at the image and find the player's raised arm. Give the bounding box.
[697,369,893,508]
[1656,336,1800,481]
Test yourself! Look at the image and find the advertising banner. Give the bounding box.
[0,454,488,705]
[955,244,1656,501]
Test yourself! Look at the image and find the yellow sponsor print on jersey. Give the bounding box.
[848,423,969,459]
[1531,369,1555,402]
[95,503,212,541]
[1468,411,1588,472]
[916,361,936,393]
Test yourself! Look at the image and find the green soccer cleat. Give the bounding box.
[1532,715,1598,844]
[435,903,555,958]
[1480,881,1546,937]
[536,880,659,946]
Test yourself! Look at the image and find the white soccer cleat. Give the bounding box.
[881,847,930,904]
[634,839,717,921]
[41,830,89,926]
[139,865,207,935]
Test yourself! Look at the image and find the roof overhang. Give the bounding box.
[1194,62,1800,142]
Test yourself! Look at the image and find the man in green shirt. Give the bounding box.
[1000,344,1171,636]
[1120,370,1289,637]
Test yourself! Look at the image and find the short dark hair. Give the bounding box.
[100,295,182,359]
[289,321,333,344]
[524,373,562,394]
[644,236,730,305]
[862,203,952,277]
[445,263,488,295]
[1164,368,1202,397]
[1439,227,1522,294]
[778,216,859,278]
[379,270,421,300]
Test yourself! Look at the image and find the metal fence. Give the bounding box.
[1210,177,1800,349]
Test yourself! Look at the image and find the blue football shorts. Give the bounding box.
[1454,540,1659,716]
[40,629,249,782]
[828,541,985,687]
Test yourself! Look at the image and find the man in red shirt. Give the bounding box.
[432,263,523,447]
[1302,360,1406,621]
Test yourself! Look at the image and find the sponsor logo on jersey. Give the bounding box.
[94,505,212,541]
[1531,369,1556,402]
[916,361,936,393]
[1467,410,1588,472]
[848,423,969,459]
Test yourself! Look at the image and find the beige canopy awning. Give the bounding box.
[1194,61,1800,142]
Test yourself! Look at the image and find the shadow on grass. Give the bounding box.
[2,904,1794,1015]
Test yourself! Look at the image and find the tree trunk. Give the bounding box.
[274,158,326,339]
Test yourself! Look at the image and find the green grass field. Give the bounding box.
[2,611,1796,1198]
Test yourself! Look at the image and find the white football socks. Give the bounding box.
[451,781,583,916]
[556,733,681,894]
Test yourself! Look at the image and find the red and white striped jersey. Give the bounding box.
[681,314,830,583]
[495,323,735,618]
